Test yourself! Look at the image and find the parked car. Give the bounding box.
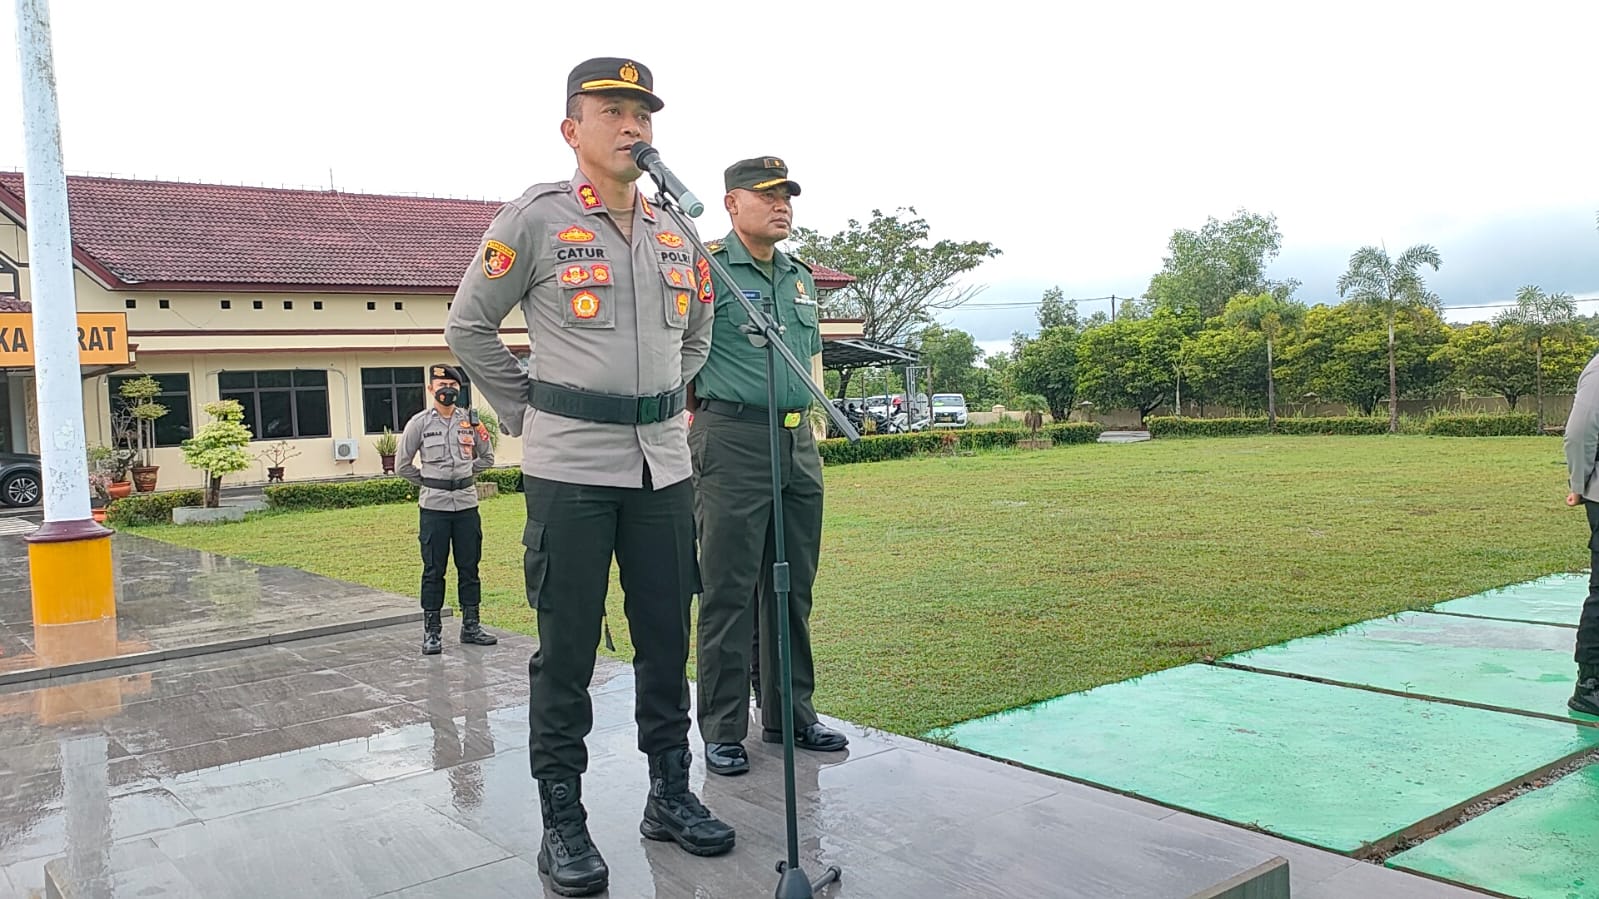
[930,393,969,428]
[0,452,42,508]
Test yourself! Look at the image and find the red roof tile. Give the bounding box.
[0,172,857,294]
[0,172,498,292]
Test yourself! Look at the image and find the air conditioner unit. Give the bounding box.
[332,439,359,462]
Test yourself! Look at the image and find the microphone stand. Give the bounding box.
[649,177,859,899]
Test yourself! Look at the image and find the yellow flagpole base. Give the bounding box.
[27,519,116,625]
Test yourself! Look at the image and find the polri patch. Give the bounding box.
[696,257,714,302]
[483,240,516,279]
[571,290,600,320]
[592,263,612,283]
[656,231,685,248]
[676,292,690,316]
[558,225,597,243]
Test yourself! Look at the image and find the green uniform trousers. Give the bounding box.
[689,405,824,744]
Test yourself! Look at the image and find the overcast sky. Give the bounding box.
[2,0,1595,360]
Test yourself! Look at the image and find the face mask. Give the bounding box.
[434,387,459,407]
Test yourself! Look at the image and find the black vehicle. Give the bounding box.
[0,452,42,508]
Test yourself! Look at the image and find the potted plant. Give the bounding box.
[88,472,111,522]
[179,399,254,512]
[373,428,399,474]
[118,375,169,493]
[256,440,301,483]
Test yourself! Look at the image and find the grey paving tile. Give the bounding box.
[0,783,197,868]
[149,786,512,896]
[2,855,48,897]
[886,790,1289,898]
[130,728,307,780]
[90,690,274,755]
[161,747,371,820]
[376,856,552,899]
[1161,811,1360,891]
[1302,859,1489,898]
[210,669,402,729]
[43,837,200,898]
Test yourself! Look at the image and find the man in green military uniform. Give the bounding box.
[690,156,848,777]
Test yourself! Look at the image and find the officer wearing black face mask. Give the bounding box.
[397,364,498,654]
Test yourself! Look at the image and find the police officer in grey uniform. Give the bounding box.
[443,57,734,897]
[396,364,499,655]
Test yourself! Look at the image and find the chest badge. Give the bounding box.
[656,231,684,248]
[558,225,596,243]
[571,290,601,320]
[592,263,612,283]
[560,264,591,286]
[676,292,690,315]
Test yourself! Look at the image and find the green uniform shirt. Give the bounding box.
[693,232,822,411]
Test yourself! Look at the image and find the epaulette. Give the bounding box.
[506,181,569,212]
[793,257,814,272]
[706,240,726,254]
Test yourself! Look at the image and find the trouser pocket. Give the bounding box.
[522,520,550,610]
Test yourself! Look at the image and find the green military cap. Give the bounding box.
[567,57,664,112]
[429,363,463,383]
[724,156,802,196]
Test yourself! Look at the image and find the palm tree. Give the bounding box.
[1496,285,1577,430]
[1335,244,1443,433]
[1223,291,1306,432]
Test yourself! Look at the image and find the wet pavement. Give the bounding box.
[0,533,1486,897]
[0,532,428,685]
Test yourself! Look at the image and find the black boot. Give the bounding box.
[640,746,736,856]
[536,778,608,896]
[459,605,498,645]
[1571,665,1599,716]
[421,611,442,656]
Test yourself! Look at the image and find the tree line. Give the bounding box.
[795,208,1597,432]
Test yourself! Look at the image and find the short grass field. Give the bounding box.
[127,435,1589,736]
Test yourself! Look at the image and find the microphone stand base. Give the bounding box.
[775,860,841,898]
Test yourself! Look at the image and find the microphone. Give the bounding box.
[630,141,704,217]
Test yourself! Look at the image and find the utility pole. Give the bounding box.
[16,0,117,628]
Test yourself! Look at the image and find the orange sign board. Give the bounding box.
[0,312,130,366]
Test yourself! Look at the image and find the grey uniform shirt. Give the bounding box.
[1566,351,1599,500]
[397,406,494,511]
[444,169,714,490]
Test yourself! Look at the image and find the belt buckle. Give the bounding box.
[783,411,802,428]
[637,394,661,424]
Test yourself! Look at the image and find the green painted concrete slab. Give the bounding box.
[1219,611,1596,724]
[1430,572,1589,627]
[1387,764,1599,899]
[933,664,1599,854]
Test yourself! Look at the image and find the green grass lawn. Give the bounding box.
[127,435,1588,736]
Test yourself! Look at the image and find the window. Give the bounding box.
[109,373,193,447]
[0,257,18,298]
[361,367,425,434]
[219,370,330,440]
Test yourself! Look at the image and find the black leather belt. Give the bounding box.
[697,399,805,428]
[529,380,686,425]
[422,477,475,491]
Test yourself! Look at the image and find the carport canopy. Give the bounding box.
[822,337,919,370]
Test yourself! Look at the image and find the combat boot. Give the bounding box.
[421,611,442,656]
[459,605,498,645]
[640,746,736,856]
[536,778,608,896]
[1570,665,1599,716]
